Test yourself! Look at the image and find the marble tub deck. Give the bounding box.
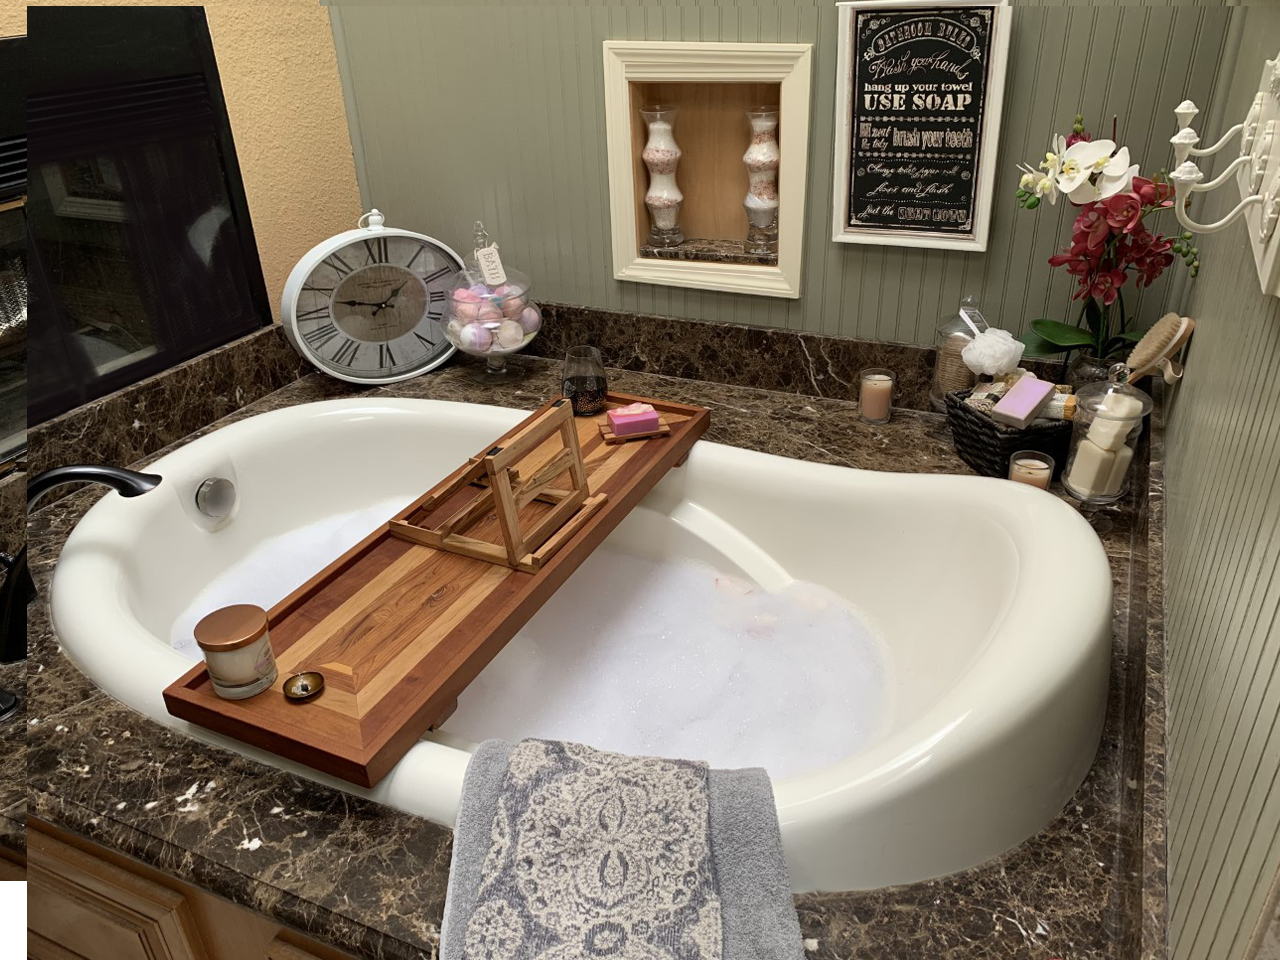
[25,356,1163,960]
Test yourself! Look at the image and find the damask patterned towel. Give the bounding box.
[440,739,805,960]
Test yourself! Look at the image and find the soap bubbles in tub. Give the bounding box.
[444,267,543,360]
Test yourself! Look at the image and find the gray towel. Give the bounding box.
[441,739,805,960]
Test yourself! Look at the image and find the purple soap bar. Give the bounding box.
[990,376,1056,428]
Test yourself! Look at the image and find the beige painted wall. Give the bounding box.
[6,2,362,317]
[1164,7,1280,960]
[330,1,1229,344]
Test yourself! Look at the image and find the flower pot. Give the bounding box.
[1066,353,1113,389]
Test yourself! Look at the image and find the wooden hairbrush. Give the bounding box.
[1126,312,1195,384]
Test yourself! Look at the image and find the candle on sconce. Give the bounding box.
[1008,450,1054,490]
[859,368,895,424]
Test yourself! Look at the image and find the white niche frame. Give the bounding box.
[603,40,813,299]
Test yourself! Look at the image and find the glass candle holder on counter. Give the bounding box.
[1061,365,1152,504]
[562,345,608,416]
[1008,450,1054,490]
[859,368,895,424]
[194,604,277,700]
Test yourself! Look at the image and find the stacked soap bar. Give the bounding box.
[1065,393,1144,498]
[990,376,1058,428]
[607,402,660,436]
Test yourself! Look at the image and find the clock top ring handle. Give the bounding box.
[357,209,386,231]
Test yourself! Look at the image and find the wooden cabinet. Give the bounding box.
[29,819,352,960]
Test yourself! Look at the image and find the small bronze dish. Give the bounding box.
[282,671,325,702]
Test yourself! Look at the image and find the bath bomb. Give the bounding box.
[477,302,503,322]
[453,301,480,323]
[458,322,493,352]
[451,288,482,304]
[518,305,542,335]
[446,318,463,341]
[496,319,525,349]
[500,294,526,319]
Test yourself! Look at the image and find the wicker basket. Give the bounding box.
[944,389,1072,478]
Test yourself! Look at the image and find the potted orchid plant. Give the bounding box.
[1015,114,1199,384]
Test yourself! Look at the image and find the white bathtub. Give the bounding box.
[49,398,1112,892]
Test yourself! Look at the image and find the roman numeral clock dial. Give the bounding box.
[282,210,463,384]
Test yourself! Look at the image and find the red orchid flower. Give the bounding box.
[1104,192,1143,233]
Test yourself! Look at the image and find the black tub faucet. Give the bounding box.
[27,465,162,512]
[1,465,165,673]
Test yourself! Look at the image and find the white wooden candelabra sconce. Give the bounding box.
[1166,52,1280,297]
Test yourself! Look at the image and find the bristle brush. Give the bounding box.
[1125,312,1195,384]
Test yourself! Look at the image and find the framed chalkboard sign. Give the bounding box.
[831,0,1011,250]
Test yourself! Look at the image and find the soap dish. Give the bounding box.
[599,422,671,444]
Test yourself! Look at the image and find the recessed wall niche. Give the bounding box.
[628,82,782,264]
[603,41,812,299]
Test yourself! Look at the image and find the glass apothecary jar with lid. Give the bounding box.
[930,294,988,411]
[1061,364,1152,504]
[443,222,543,384]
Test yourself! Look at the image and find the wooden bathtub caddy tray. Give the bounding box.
[164,393,709,787]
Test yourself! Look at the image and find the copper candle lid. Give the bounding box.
[194,604,269,652]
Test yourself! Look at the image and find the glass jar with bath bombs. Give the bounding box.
[859,368,895,424]
[1062,365,1152,505]
[443,222,542,384]
[930,294,989,412]
[194,604,278,700]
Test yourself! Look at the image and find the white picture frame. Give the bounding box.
[831,0,1011,251]
[603,40,812,299]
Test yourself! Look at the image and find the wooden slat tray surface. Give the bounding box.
[164,393,710,786]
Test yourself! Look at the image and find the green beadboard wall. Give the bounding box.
[1165,7,1280,960]
[328,1,1230,345]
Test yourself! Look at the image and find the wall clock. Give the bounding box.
[280,209,462,383]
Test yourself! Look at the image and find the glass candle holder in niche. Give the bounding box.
[859,368,895,424]
[1008,450,1054,490]
[194,604,278,701]
[640,105,684,248]
[743,106,780,256]
[562,345,608,416]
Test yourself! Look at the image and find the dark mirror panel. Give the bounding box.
[0,36,24,464]
[25,7,269,425]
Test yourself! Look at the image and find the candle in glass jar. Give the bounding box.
[1008,451,1054,490]
[194,604,278,700]
[859,369,895,423]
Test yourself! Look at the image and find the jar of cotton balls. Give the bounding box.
[443,222,543,384]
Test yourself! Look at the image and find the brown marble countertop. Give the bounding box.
[26,355,1164,960]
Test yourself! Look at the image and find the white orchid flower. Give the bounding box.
[1038,134,1066,177]
[1099,145,1130,176]
[1096,162,1140,200]
[1055,138,1117,194]
[1019,170,1036,190]
[1037,176,1059,205]
[1067,162,1140,204]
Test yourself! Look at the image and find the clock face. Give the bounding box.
[289,231,460,382]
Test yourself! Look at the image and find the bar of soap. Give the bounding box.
[1104,443,1134,496]
[1066,438,1116,497]
[607,402,660,436]
[991,376,1057,428]
[1086,394,1143,452]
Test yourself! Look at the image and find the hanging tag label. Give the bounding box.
[957,307,990,336]
[475,245,507,285]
